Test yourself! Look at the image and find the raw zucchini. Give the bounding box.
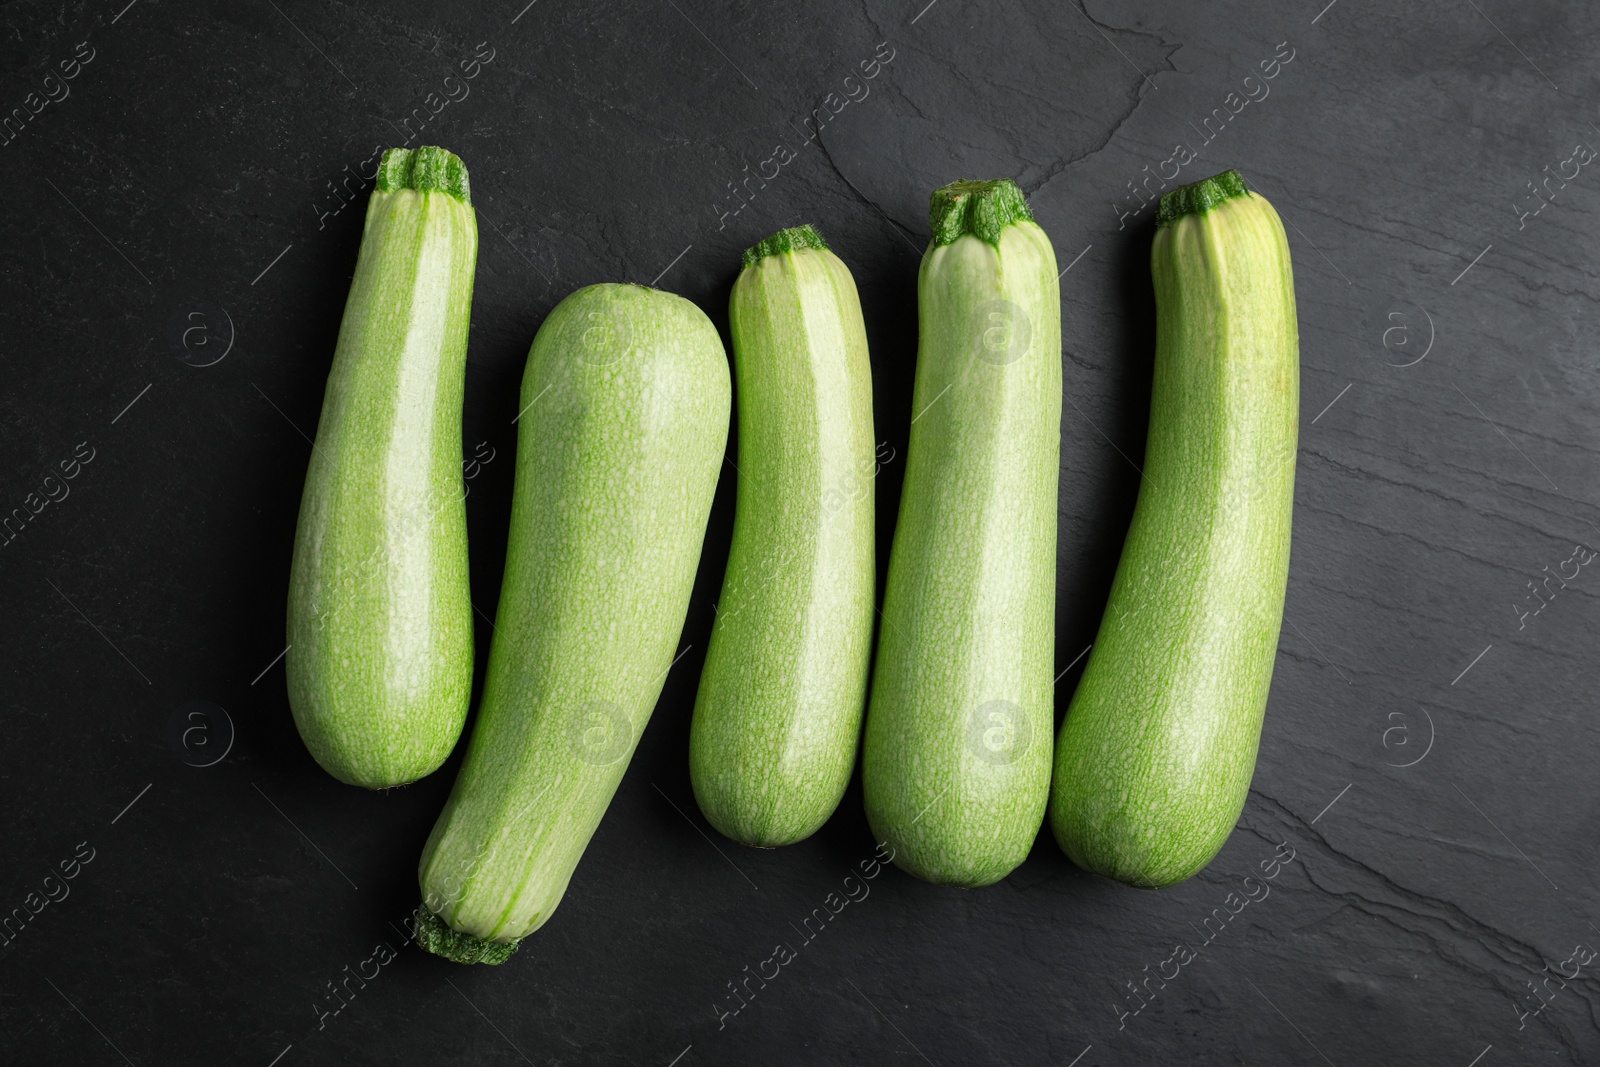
[415,283,730,963]
[286,145,477,790]
[1049,169,1298,887]
[861,179,1061,887]
[689,225,876,847]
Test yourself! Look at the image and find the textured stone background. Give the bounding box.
[2,0,1597,1063]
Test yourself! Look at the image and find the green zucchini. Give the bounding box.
[1049,169,1298,888]
[415,283,730,963]
[286,145,477,790]
[689,225,876,847]
[861,179,1061,887]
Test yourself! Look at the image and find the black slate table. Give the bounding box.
[3,0,1597,1063]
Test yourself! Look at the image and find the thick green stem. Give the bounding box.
[742,224,830,268]
[412,906,520,965]
[376,145,472,204]
[1156,169,1248,227]
[927,178,1033,246]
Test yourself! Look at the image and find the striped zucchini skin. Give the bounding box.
[1049,170,1299,888]
[689,225,876,847]
[862,180,1061,887]
[286,146,477,790]
[416,283,730,962]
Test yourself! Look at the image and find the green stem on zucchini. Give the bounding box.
[411,906,519,965]
[928,178,1035,246]
[375,144,472,201]
[740,223,830,267]
[1155,167,1247,225]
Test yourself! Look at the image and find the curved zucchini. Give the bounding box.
[286,145,477,789]
[1049,169,1299,887]
[689,225,876,847]
[861,179,1061,887]
[415,283,730,963]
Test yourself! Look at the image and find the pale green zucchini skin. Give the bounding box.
[1049,170,1299,888]
[415,283,730,963]
[689,225,876,847]
[861,180,1061,887]
[286,146,478,790]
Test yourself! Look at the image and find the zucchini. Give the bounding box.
[861,179,1061,887]
[1049,169,1298,888]
[689,225,876,847]
[415,283,730,963]
[286,145,478,790]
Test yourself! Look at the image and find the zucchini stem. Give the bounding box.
[412,906,520,965]
[741,223,830,268]
[376,145,472,204]
[927,178,1033,246]
[1156,169,1248,227]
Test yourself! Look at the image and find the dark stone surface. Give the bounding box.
[2,0,1597,1063]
